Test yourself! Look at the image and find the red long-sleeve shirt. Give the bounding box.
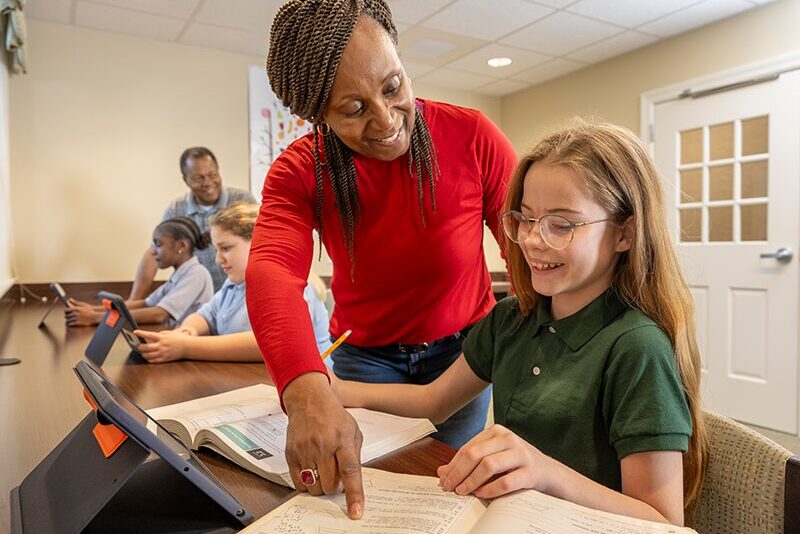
[246,99,517,396]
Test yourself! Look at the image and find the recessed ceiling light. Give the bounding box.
[487,57,512,68]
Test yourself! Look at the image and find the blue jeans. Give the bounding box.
[331,330,491,450]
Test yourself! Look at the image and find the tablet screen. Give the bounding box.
[80,363,219,481]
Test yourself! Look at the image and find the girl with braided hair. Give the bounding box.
[66,216,214,327]
[131,203,332,364]
[246,0,517,519]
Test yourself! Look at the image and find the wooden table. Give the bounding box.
[0,294,455,529]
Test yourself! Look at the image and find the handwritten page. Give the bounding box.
[470,489,695,534]
[241,468,487,534]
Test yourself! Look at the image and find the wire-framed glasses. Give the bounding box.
[501,210,611,250]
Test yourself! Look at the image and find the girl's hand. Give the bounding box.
[437,424,554,499]
[134,329,189,363]
[64,305,101,326]
[67,297,94,308]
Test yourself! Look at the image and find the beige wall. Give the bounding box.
[9,20,501,283]
[0,19,12,295]
[502,0,800,153]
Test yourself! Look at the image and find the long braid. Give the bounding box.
[267,0,439,276]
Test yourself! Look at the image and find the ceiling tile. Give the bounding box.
[500,11,623,55]
[512,58,585,84]
[421,0,552,41]
[638,0,755,38]
[389,0,455,24]
[398,26,488,67]
[395,21,413,33]
[415,68,499,91]
[194,0,283,34]
[402,60,437,79]
[566,0,698,28]
[446,43,551,78]
[523,0,577,7]
[180,22,266,57]
[90,0,200,19]
[475,79,530,96]
[75,1,184,41]
[567,30,657,63]
[25,0,73,24]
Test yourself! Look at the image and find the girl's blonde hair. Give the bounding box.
[504,121,707,514]
[209,202,260,240]
[213,202,328,300]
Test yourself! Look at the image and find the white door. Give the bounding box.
[653,71,800,434]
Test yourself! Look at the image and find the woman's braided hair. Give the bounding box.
[267,0,439,275]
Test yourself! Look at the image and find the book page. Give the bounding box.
[470,489,696,534]
[201,413,294,485]
[147,384,281,441]
[240,468,487,534]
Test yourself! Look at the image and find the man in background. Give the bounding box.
[130,146,256,298]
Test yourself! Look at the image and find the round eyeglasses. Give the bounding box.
[501,210,611,250]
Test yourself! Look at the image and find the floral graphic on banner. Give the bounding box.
[248,66,311,200]
[271,105,312,158]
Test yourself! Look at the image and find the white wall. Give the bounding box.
[0,17,14,296]
[9,20,504,283]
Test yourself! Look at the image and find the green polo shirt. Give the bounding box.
[462,290,691,491]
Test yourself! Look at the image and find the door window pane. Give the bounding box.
[709,165,733,201]
[709,122,734,160]
[680,168,703,203]
[709,206,733,242]
[680,128,703,164]
[680,209,702,242]
[742,116,768,156]
[741,160,768,199]
[741,204,768,241]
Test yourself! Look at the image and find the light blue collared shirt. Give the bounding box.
[145,256,214,328]
[196,279,249,335]
[304,283,332,355]
[196,280,332,355]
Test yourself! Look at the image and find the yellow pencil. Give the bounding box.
[321,329,351,360]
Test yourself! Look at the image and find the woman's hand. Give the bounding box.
[64,304,102,326]
[437,424,554,499]
[283,372,365,519]
[134,329,190,363]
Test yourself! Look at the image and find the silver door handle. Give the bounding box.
[760,247,793,263]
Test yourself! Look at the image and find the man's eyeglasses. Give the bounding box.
[186,171,220,186]
[501,210,611,250]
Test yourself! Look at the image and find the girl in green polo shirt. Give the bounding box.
[332,122,707,527]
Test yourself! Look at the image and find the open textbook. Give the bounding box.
[146,384,436,488]
[241,468,697,534]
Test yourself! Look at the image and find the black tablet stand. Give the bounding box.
[10,397,244,533]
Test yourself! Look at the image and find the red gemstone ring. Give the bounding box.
[300,467,319,487]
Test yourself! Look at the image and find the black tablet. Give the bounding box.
[98,291,147,351]
[73,360,254,527]
[49,282,69,306]
[85,291,146,365]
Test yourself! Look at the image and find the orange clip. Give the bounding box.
[83,389,128,458]
[102,299,120,328]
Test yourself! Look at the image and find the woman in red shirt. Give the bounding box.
[246,0,517,519]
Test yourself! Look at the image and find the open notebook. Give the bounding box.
[241,468,697,534]
[146,384,436,487]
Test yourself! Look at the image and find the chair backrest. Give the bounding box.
[693,411,795,534]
